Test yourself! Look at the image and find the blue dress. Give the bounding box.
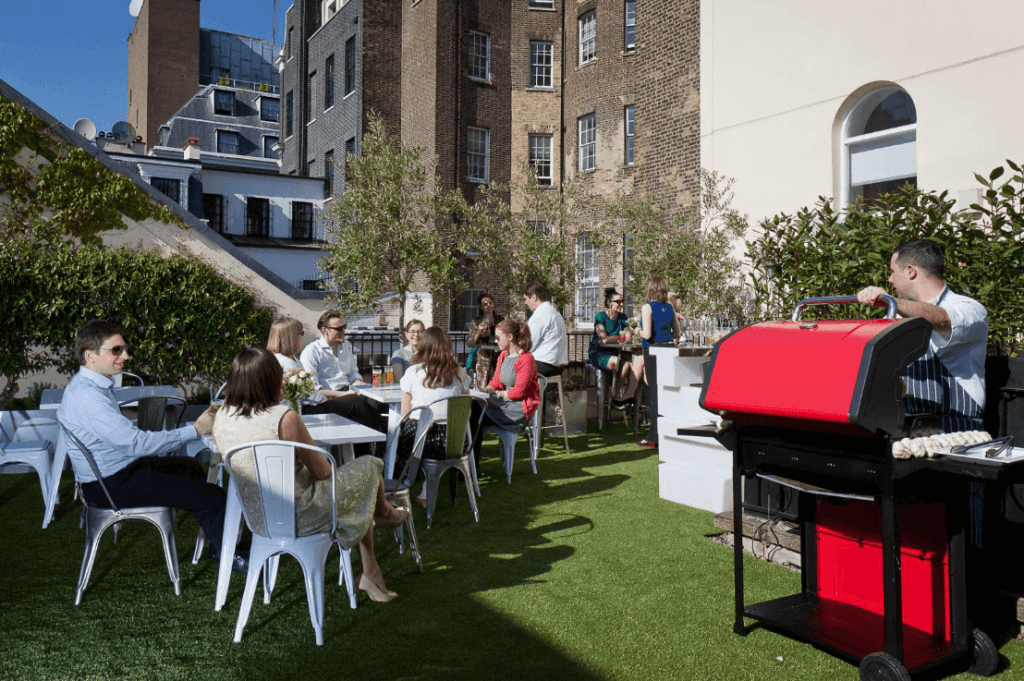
[588,311,630,368]
[642,301,675,348]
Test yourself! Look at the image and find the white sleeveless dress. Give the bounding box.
[213,403,382,549]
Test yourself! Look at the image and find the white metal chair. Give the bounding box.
[484,375,545,484]
[382,407,434,572]
[223,439,353,646]
[118,372,145,387]
[59,425,181,605]
[1,410,58,527]
[418,395,481,529]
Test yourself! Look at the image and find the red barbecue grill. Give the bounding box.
[689,295,1019,681]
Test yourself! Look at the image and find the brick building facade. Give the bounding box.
[280,0,701,330]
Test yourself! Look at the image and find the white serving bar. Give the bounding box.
[649,345,733,514]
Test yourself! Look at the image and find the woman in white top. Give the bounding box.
[396,327,471,504]
[388,319,425,381]
[267,318,386,456]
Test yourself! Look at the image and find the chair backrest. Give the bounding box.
[122,396,186,431]
[0,411,14,445]
[387,407,434,489]
[425,395,474,460]
[119,372,145,387]
[58,424,121,512]
[224,440,335,540]
[212,381,227,404]
[9,410,58,444]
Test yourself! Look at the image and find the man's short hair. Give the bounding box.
[74,320,124,365]
[893,238,945,279]
[522,281,549,302]
[317,308,343,330]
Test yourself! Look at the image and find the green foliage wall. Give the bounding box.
[0,241,273,402]
[746,165,1024,356]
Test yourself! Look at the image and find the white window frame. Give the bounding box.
[529,134,553,186]
[468,31,490,82]
[578,114,596,172]
[529,0,554,9]
[467,127,489,183]
[575,234,600,327]
[624,106,635,165]
[530,41,553,89]
[579,11,596,65]
[839,87,917,209]
[624,0,636,52]
[463,289,485,330]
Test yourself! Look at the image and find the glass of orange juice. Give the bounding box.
[385,368,394,385]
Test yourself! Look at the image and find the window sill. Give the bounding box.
[576,58,598,71]
[526,86,556,93]
[622,48,636,57]
[528,6,557,11]
[466,178,489,185]
[324,105,335,114]
[343,90,355,100]
[468,76,492,86]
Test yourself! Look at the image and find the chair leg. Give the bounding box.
[424,466,441,529]
[264,555,281,604]
[74,513,108,605]
[456,460,480,523]
[404,512,423,573]
[299,542,331,646]
[596,369,605,431]
[468,451,482,497]
[234,545,271,643]
[191,530,206,565]
[337,546,357,609]
[154,511,181,596]
[556,378,570,453]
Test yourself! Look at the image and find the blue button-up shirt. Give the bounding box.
[56,366,199,483]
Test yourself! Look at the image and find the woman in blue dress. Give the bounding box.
[587,287,636,408]
[634,276,680,448]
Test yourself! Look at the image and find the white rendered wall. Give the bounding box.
[700,0,1024,230]
[201,168,326,241]
[241,247,324,288]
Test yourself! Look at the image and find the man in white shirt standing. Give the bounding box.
[299,309,386,451]
[523,281,568,378]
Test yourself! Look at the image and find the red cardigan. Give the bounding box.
[488,351,541,420]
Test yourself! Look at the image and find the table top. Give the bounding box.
[200,413,385,453]
[352,384,403,403]
[40,385,184,409]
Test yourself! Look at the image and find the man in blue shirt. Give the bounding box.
[57,320,244,572]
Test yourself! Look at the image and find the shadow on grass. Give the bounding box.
[0,422,649,681]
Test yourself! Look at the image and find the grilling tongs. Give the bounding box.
[950,435,1014,458]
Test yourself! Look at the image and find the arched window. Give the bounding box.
[840,87,917,207]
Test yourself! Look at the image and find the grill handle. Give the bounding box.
[791,294,898,322]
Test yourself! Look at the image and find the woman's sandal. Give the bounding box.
[357,572,397,603]
[374,504,411,527]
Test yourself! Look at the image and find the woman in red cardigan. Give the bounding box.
[472,319,540,462]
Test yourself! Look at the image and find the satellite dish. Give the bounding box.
[112,121,137,142]
[73,118,97,141]
[129,0,143,17]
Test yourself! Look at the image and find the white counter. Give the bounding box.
[649,345,733,513]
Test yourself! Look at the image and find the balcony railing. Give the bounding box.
[201,73,281,95]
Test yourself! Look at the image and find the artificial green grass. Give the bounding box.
[2,423,1022,680]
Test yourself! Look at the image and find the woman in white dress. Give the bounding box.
[213,347,410,603]
[396,327,471,505]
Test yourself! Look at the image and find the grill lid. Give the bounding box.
[699,296,931,437]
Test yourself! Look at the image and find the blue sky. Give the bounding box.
[1,0,284,134]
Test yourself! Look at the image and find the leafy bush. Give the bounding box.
[0,240,274,402]
[746,165,1024,355]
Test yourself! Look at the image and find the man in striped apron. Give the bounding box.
[859,238,989,541]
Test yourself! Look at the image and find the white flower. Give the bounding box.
[289,375,298,384]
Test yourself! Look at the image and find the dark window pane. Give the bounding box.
[345,37,356,94]
[214,90,234,115]
[264,136,279,159]
[247,197,270,236]
[292,201,314,241]
[864,91,917,134]
[203,193,224,232]
[151,177,180,203]
[286,91,293,137]
[217,131,239,154]
[260,97,279,122]
[325,55,335,109]
[325,150,334,197]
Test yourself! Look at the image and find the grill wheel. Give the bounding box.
[859,652,910,681]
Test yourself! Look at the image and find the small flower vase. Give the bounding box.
[289,398,302,415]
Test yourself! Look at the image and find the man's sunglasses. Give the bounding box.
[325,324,347,332]
[99,345,127,356]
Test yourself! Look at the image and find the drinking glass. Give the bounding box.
[372,367,382,387]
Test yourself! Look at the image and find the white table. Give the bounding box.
[200,412,386,612]
[40,385,184,409]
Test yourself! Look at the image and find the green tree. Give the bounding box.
[746,168,1024,355]
[607,169,750,321]
[478,165,600,319]
[321,114,493,336]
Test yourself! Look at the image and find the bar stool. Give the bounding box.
[589,365,616,430]
[539,370,571,453]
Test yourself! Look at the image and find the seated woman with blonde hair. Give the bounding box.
[267,317,386,456]
[213,347,410,603]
